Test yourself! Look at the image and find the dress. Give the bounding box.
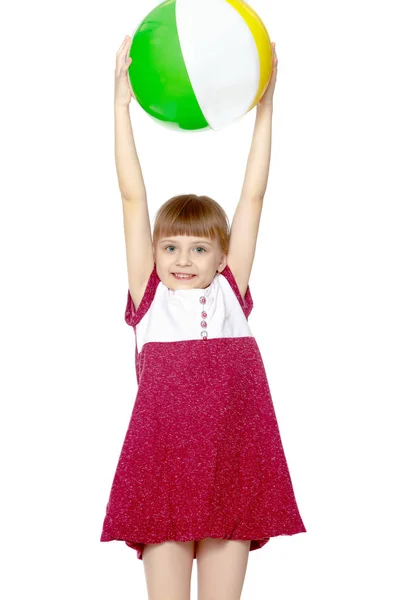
[100,263,306,560]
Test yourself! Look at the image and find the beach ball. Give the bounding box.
[128,0,273,132]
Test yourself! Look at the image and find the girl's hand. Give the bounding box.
[257,42,278,111]
[115,35,134,107]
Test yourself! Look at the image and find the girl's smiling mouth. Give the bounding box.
[172,273,196,279]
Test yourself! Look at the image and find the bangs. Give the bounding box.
[153,194,230,254]
[156,216,218,243]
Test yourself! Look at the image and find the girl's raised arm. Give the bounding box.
[115,36,154,310]
[227,43,278,300]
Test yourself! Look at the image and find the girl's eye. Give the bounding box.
[164,246,206,253]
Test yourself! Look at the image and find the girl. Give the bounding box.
[101,35,306,600]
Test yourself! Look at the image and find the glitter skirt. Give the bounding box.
[100,337,306,560]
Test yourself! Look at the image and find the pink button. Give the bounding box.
[199,296,206,304]
[201,320,207,328]
[201,311,207,318]
[201,330,208,339]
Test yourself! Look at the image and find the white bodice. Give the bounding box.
[135,272,253,354]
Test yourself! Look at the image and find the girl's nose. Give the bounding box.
[176,252,192,266]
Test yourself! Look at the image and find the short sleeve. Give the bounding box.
[220,264,254,319]
[125,264,160,328]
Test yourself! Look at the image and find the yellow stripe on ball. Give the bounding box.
[226,0,273,110]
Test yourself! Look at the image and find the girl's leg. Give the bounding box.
[142,540,195,600]
[196,538,251,600]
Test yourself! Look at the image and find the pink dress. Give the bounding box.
[100,263,306,560]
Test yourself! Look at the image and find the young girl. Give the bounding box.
[101,35,306,599]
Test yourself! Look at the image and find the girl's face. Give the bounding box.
[154,235,227,290]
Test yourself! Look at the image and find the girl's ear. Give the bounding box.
[217,254,227,273]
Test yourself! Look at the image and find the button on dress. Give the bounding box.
[100,263,306,560]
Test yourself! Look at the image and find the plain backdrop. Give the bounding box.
[1,0,399,598]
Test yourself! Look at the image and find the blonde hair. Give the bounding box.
[153,194,230,255]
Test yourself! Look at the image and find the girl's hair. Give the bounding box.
[153,194,230,255]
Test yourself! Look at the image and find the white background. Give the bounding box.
[1,0,399,598]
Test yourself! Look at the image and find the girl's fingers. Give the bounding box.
[116,36,131,73]
[117,36,130,55]
[117,37,127,54]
